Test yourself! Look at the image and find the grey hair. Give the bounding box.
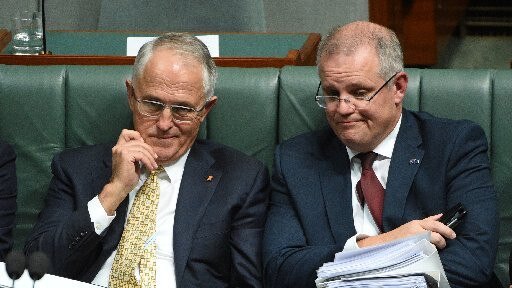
[317,21,403,81]
[132,32,217,100]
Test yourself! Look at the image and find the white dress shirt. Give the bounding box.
[87,149,190,288]
[343,115,402,251]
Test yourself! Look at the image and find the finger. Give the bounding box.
[121,140,158,160]
[137,154,159,171]
[422,219,456,240]
[117,129,143,144]
[430,231,447,249]
[112,144,158,170]
[126,146,158,170]
[425,213,443,221]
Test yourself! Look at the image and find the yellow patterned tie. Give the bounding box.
[109,166,164,288]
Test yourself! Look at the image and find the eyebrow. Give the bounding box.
[140,96,198,108]
[323,80,374,93]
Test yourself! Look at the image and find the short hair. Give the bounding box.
[317,21,403,81]
[132,32,217,100]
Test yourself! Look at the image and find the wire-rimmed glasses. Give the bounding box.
[315,72,398,110]
[135,98,207,123]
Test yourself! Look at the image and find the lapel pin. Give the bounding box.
[206,175,214,182]
[409,159,420,165]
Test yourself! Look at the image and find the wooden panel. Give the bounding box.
[0,29,11,53]
[369,0,468,67]
[368,0,403,33]
[436,0,469,55]
[401,0,437,66]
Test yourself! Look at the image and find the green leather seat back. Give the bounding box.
[278,66,325,142]
[419,69,492,144]
[403,68,421,111]
[491,70,512,281]
[208,67,279,169]
[65,65,133,148]
[0,65,66,249]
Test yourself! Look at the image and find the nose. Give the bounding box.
[334,97,355,115]
[156,107,175,131]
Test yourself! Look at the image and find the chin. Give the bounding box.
[337,132,365,149]
[154,143,178,154]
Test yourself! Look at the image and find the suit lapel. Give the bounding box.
[383,111,423,231]
[319,131,356,242]
[173,143,218,284]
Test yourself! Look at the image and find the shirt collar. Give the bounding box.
[161,148,190,183]
[140,148,190,183]
[347,113,402,160]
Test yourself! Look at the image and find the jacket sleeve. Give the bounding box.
[263,145,343,288]
[229,163,270,288]
[0,143,17,260]
[24,152,106,278]
[438,123,498,288]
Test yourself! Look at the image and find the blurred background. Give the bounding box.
[0,0,510,68]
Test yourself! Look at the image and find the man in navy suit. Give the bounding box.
[25,33,269,287]
[263,21,498,288]
[0,141,16,261]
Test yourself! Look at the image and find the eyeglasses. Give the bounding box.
[135,98,207,123]
[315,72,398,110]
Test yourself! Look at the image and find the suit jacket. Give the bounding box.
[263,110,498,288]
[25,139,269,287]
[0,141,16,261]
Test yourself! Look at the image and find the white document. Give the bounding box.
[318,274,438,288]
[316,232,450,288]
[126,35,220,57]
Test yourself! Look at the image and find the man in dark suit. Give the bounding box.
[0,141,16,261]
[263,21,498,288]
[25,33,269,287]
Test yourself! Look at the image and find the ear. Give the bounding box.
[393,72,408,105]
[197,96,217,122]
[126,80,136,112]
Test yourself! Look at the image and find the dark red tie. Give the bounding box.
[356,152,385,232]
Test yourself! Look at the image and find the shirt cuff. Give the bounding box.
[343,233,370,252]
[87,196,116,235]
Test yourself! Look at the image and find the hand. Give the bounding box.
[358,214,456,249]
[99,129,158,215]
[388,214,456,249]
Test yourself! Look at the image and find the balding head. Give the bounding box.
[317,21,403,79]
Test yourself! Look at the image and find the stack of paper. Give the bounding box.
[317,274,438,288]
[315,233,450,288]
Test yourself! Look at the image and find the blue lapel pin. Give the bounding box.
[409,159,420,165]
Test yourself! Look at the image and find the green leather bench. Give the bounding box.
[0,65,510,285]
